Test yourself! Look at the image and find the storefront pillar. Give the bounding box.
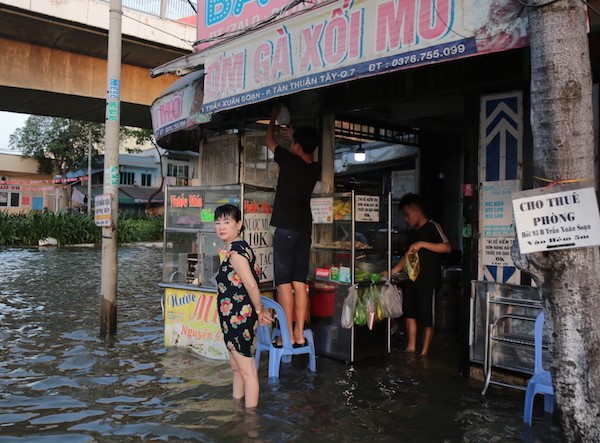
[320,114,335,193]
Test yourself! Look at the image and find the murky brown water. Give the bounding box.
[0,245,563,442]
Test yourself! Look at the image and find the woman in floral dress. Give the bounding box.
[214,204,273,408]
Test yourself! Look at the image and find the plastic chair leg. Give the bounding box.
[254,350,261,369]
[305,330,317,372]
[523,383,535,425]
[268,349,282,378]
[544,394,554,413]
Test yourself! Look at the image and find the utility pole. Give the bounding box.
[100,0,122,337]
[87,128,92,215]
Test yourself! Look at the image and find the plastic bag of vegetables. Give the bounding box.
[353,291,367,327]
[363,284,385,329]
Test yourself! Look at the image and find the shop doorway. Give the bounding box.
[333,118,464,347]
[333,119,463,258]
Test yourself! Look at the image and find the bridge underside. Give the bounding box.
[0,84,155,129]
[0,5,189,129]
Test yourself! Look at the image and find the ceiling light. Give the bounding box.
[354,145,366,162]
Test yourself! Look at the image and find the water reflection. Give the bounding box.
[0,246,562,442]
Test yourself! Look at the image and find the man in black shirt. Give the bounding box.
[388,193,451,357]
[266,104,321,347]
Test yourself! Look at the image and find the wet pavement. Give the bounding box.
[0,245,563,442]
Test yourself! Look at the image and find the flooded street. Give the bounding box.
[0,246,563,442]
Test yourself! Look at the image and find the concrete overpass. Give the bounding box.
[0,0,197,129]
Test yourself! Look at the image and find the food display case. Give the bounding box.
[160,183,275,360]
[309,191,392,362]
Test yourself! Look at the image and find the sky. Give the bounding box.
[0,111,29,151]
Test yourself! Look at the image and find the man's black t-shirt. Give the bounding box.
[407,219,449,291]
[270,146,320,235]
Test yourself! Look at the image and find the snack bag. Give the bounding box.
[405,250,420,281]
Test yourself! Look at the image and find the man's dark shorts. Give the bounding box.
[402,283,435,327]
[273,228,311,285]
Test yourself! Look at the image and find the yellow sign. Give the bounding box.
[164,287,228,360]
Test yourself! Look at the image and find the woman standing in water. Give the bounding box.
[214,204,273,408]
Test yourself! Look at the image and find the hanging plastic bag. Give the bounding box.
[353,290,367,327]
[362,284,384,329]
[363,285,374,330]
[405,251,420,281]
[375,295,385,322]
[341,285,358,329]
[380,281,403,318]
[366,296,376,330]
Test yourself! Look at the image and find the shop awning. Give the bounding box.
[119,186,164,204]
[151,0,529,116]
[150,70,211,151]
[77,186,164,205]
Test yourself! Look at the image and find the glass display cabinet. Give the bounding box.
[309,191,392,362]
[160,183,275,360]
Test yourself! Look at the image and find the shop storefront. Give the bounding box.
[150,0,600,375]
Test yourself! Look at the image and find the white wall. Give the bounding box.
[3,0,196,50]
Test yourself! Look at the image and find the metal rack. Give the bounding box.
[470,281,548,395]
[310,191,392,362]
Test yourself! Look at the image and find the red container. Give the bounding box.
[309,281,337,317]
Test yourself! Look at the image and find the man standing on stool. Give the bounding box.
[385,193,451,357]
[266,104,321,347]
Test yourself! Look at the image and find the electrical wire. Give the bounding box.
[192,0,319,47]
[121,0,594,54]
[121,11,196,48]
[581,0,600,18]
[432,2,526,43]
[186,0,197,14]
[515,0,561,7]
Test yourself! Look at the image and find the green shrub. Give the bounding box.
[0,211,164,246]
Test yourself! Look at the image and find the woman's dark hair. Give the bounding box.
[214,204,245,232]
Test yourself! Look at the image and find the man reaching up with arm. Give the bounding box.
[266,104,321,347]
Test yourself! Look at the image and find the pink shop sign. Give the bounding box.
[199,0,530,114]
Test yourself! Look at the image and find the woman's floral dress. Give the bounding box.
[215,240,261,357]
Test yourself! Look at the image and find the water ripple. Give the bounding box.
[0,246,563,442]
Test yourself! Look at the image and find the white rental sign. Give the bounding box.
[94,194,112,227]
[512,186,600,254]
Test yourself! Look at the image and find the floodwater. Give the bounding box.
[0,245,563,442]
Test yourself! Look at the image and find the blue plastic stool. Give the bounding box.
[254,296,317,379]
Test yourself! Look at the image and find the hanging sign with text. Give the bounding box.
[355,195,379,222]
[94,194,112,227]
[481,180,519,236]
[311,197,334,224]
[482,236,514,267]
[200,0,529,113]
[512,186,600,254]
[244,213,274,283]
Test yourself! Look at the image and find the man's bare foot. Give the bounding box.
[404,347,416,353]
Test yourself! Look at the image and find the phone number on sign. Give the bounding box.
[390,44,467,68]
